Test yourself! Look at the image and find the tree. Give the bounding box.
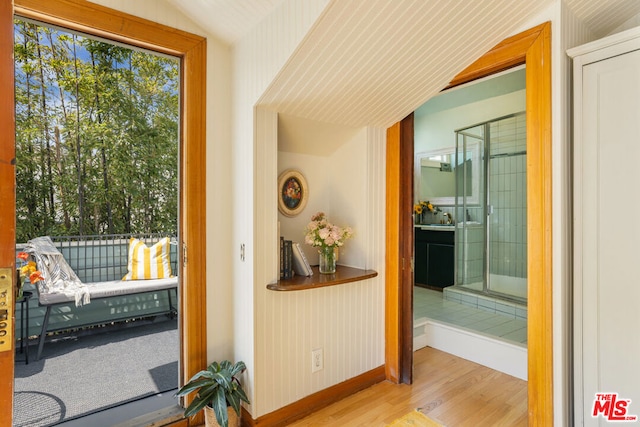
[14,19,179,241]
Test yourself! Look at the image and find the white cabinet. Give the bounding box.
[570,28,640,426]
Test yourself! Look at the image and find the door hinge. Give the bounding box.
[182,243,187,266]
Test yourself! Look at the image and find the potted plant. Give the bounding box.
[175,360,250,427]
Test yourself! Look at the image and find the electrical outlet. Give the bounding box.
[311,348,323,373]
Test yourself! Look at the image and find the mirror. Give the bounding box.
[414,140,480,206]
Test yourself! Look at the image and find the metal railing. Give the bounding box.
[46,233,178,283]
[14,233,179,342]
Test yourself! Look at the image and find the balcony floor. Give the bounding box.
[13,317,178,427]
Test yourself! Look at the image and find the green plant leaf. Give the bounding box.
[175,377,214,397]
[213,387,229,427]
[229,361,247,377]
[181,392,211,418]
[175,360,249,421]
[235,385,250,404]
[226,389,240,416]
[185,369,215,384]
[211,366,232,387]
[207,361,221,373]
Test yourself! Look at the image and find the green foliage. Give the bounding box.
[14,19,179,242]
[175,360,250,427]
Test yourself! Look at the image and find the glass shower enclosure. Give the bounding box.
[454,112,527,303]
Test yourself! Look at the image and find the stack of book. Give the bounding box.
[280,237,313,279]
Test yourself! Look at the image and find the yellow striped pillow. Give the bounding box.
[122,237,173,280]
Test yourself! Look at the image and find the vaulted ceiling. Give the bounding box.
[166,0,288,44]
[168,0,640,129]
[170,0,640,46]
[259,0,552,128]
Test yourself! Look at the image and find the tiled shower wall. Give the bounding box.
[457,113,527,285]
[488,114,527,279]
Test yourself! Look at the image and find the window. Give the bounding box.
[14,18,179,240]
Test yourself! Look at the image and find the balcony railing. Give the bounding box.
[15,233,178,341]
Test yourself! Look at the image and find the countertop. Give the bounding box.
[415,224,455,231]
[414,221,482,231]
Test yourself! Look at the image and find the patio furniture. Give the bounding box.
[25,234,179,360]
[16,291,32,364]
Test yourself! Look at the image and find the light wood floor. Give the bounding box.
[288,347,527,427]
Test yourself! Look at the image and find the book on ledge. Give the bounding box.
[283,239,293,279]
[292,242,313,277]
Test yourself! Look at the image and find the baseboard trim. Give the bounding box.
[241,365,386,426]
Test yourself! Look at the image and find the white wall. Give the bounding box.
[232,0,331,417]
[556,2,595,426]
[610,12,640,35]
[414,90,526,154]
[254,107,386,417]
[278,127,369,268]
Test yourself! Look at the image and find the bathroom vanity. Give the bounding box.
[414,225,454,289]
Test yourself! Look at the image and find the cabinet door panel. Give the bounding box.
[426,243,454,288]
[414,238,428,286]
[578,47,640,426]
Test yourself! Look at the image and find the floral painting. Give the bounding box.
[282,177,302,209]
[277,169,308,217]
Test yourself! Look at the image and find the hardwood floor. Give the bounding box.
[288,347,527,427]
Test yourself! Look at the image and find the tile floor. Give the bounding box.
[414,286,527,345]
[443,285,528,320]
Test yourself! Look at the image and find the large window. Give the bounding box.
[14,18,179,241]
[4,3,207,426]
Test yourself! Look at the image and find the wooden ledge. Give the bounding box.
[267,266,378,291]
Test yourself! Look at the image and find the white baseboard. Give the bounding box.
[414,319,527,380]
[413,317,429,350]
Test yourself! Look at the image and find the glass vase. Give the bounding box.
[319,246,337,274]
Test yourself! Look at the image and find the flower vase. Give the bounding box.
[421,211,429,224]
[319,246,337,274]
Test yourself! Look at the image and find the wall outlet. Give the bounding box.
[311,348,323,373]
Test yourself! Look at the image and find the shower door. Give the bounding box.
[455,113,528,302]
[454,124,486,293]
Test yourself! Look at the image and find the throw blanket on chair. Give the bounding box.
[25,236,91,307]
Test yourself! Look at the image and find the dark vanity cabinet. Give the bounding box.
[414,227,454,289]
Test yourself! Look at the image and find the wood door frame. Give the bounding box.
[386,22,553,425]
[0,2,17,426]
[4,1,207,425]
[385,113,415,384]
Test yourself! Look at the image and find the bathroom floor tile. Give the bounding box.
[414,286,528,345]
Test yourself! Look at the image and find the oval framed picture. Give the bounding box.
[278,169,308,217]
